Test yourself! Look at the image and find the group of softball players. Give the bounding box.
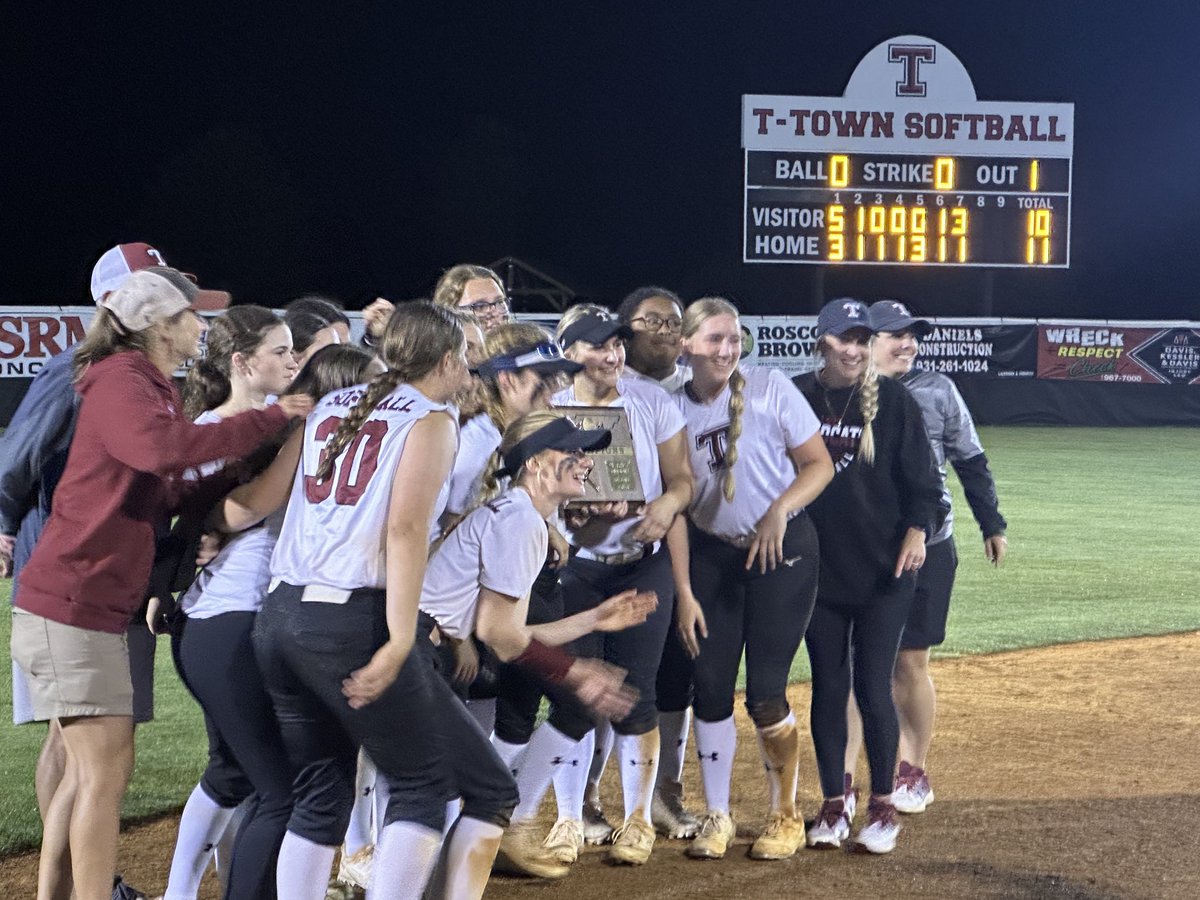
[4,248,1006,900]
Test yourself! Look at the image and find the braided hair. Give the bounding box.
[682,296,745,501]
[315,301,464,481]
[857,352,879,466]
[182,305,282,419]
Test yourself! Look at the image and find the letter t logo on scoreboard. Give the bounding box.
[742,34,1073,268]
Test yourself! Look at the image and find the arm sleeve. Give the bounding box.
[89,374,290,477]
[0,360,76,534]
[892,383,950,537]
[769,369,821,448]
[479,504,547,599]
[951,453,1007,537]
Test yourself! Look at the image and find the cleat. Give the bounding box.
[583,796,615,845]
[495,822,570,879]
[336,844,373,890]
[847,796,901,854]
[543,817,585,864]
[651,779,701,839]
[685,810,736,860]
[806,797,850,849]
[749,812,805,860]
[607,817,656,865]
[891,760,934,814]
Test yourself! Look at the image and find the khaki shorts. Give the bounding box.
[10,608,134,719]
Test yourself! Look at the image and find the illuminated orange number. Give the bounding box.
[888,207,906,234]
[868,206,886,234]
[934,158,956,190]
[1026,209,1052,264]
[830,155,849,187]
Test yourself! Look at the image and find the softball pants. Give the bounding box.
[492,566,566,745]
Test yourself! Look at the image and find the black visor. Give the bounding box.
[559,313,634,351]
[495,416,612,479]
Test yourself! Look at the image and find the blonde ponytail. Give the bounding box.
[723,367,746,501]
[857,356,879,466]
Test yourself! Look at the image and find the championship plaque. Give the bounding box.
[564,406,645,507]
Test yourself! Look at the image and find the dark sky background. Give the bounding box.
[3,3,1198,319]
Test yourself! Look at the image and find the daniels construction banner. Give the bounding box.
[1037,323,1200,385]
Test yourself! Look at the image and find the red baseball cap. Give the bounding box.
[90,242,230,310]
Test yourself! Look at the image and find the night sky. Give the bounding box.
[3,3,1198,319]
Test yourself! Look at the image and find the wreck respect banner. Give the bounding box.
[1037,324,1200,384]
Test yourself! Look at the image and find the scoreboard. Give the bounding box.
[743,36,1074,268]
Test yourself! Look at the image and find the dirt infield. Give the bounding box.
[3,632,1198,899]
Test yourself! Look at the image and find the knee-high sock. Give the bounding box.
[163,783,239,900]
[444,798,462,837]
[656,709,691,788]
[276,832,337,900]
[345,751,378,855]
[693,717,737,815]
[372,771,391,842]
[369,820,443,900]
[438,816,503,900]
[587,719,615,789]
[617,729,660,824]
[514,724,585,822]
[490,736,529,779]
[754,712,800,818]
[213,798,249,891]
[552,729,593,821]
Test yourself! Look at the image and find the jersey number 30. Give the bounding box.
[303,416,388,506]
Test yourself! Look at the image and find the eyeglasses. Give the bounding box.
[630,314,682,334]
[462,297,510,316]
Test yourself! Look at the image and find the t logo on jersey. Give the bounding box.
[888,43,936,97]
[696,424,731,473]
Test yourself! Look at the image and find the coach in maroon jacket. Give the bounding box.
[10,268,312,900]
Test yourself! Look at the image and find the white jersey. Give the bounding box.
[420,488,548,640]
[624,361,692,395]
[674,366,821,544]
[181,409,282,618]
[552,376,685,556]
[445,414,502,516]
[272,382,455,589]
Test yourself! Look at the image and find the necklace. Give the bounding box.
[820,379,858,426]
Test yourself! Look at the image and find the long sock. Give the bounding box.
[587,719,615,791]
[439,816,504,900]
[656,709,691,788]
[276,832,337,900]
[552,730,593,821]
[444,798,462,837]
[465,697,497,736]
[163,784,238,899]
[514,724,584,822]
[490,736,529,779]
[754,712,800,818]
[372,772,391,844]
[693,717,737,814]
[345,751,378,855]
[617,729,660,824]
[213,798,249,891]
[369,820,443,900]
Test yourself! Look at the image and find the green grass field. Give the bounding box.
[1,426,1198,853]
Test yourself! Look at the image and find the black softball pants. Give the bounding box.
[689,515,819,727]
[547,546,675,738]
[805,574,916,798]
[253,582,517,844]
[493,567,565,745]
[176,611,293,900]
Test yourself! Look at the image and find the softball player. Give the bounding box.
[839,301,1007,814]
[513,305,693,869]
[671,297,834,861]
[792,299,947,855]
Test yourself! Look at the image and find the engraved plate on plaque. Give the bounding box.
[564,406,645,507]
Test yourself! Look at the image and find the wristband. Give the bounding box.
[513,638,574,684]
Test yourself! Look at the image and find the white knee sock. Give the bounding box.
[369,820,443,900]
[439,816,504,900]
[513,724,583,822]
[276,832,337,900]
[656,709,692,787]
[490,736,529,778]
[552,729,593,821]
[163,783,238,900]
[465,697,496,735]
[693,717,737,815]
[372,771,391,843]
[214,798,249,891]
[617,730,660,824]
[587,719,615,787]
[345,751,378,855]
[444,798,462,837]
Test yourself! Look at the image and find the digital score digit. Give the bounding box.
[742,36,1074,268]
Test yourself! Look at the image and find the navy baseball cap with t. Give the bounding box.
[494,416,612,479]
[869,300,932,337]
[559,312,634,350]
[816,298,873,337]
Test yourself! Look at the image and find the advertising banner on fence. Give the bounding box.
[1037,324,1200,384]
[915,321,1037,378]
[0,307,90,377]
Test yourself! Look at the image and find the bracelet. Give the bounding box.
[513,638,574,684]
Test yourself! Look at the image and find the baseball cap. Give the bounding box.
[869,300,932,337]
[476,341,584,380]
[816,298,874,338]
[90,242,231,310]
[495,415,612,479]
[559,312,634,350]
[100,268,212,333]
